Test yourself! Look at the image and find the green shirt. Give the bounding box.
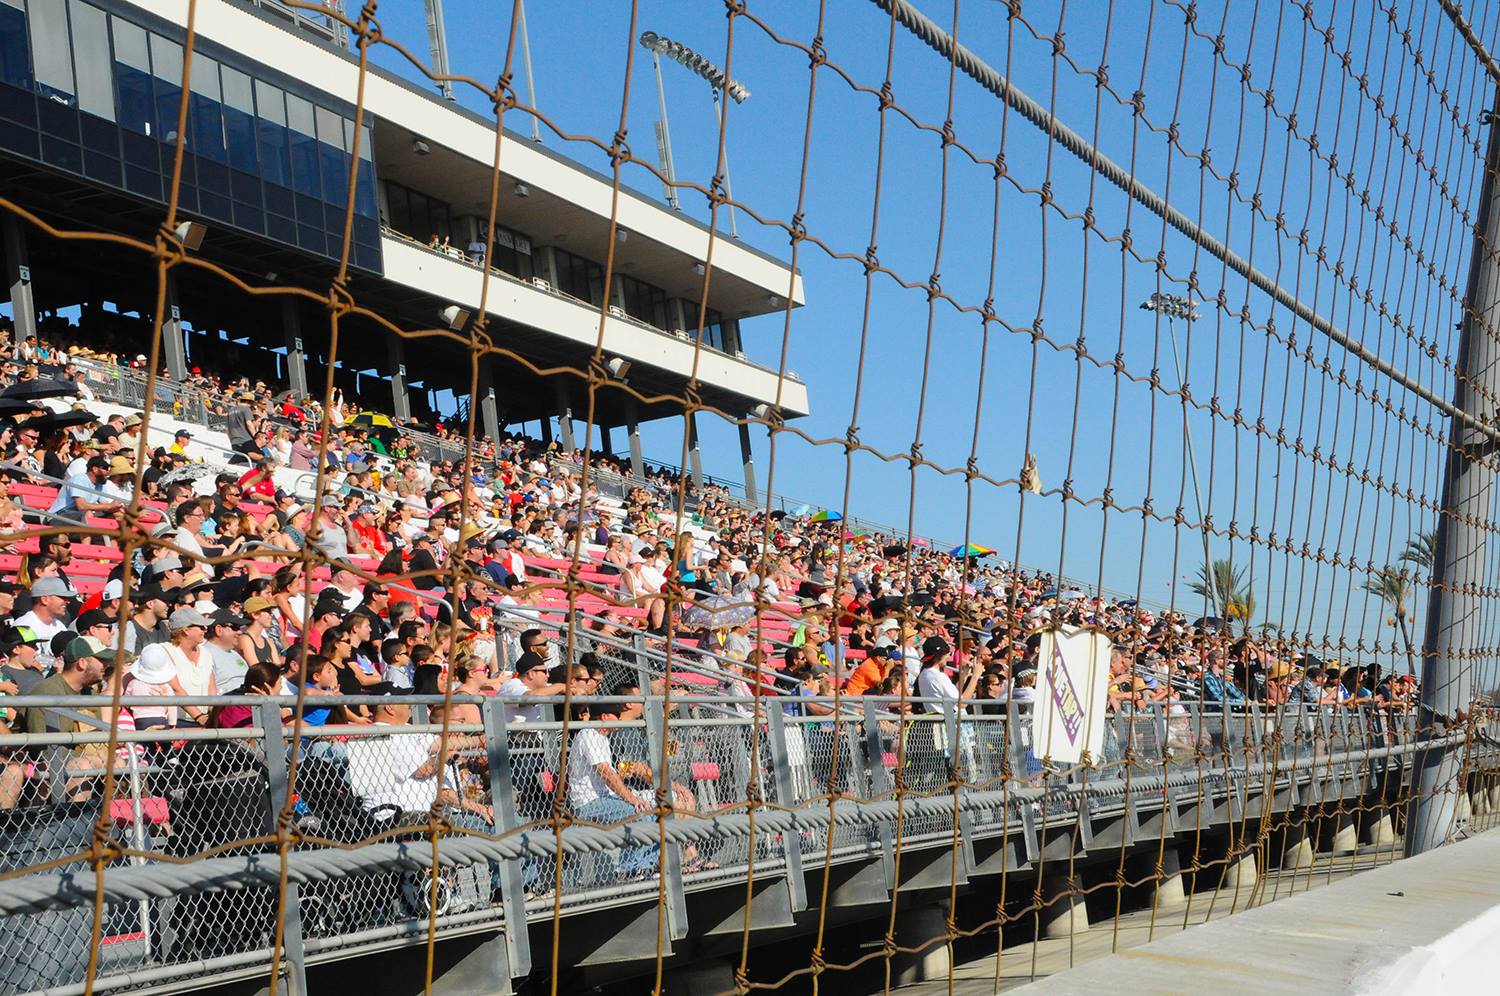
[23,674,91,735]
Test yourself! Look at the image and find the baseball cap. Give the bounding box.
[0,624,42,648]
[174,429,192,438]
[921,635,950,661]
[29,577,78,599]
[243,595,275,615]
[320,495,341,508]
[211,608,250,629]
[167,607,214,629]
[64,635,133,665]
[75,609,114,631]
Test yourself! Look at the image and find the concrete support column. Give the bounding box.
[686,409,702,489]
[2,213,35,343]
[1364,805,1397,847]
[1281,818,1316,870]
[554,379,574,452]
[387,336,411,422]
[890,902,951,986]
[1152,841,1187,907]
[1327,811,1359,855]
[161,274,187,382]
[1489,782,1500,813]
[739,421,759,505]
[599,423,614,458]
[1220,847,1258,893]
[1036,871,1089,940]
[536,246,560,288]
[539,416,552,445]
[625,398,644,479]
[282,299,309,398]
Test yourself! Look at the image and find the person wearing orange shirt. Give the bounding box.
[845,645,902,696]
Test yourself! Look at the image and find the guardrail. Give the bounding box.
[0,693,1491,995]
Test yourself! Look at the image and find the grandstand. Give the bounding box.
[0,1,1498,996]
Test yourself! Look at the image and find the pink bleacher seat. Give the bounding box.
[65,560,112,579]
[110,797,169,826]
[539,770,556,794]
[845,649,867,662]
[73,543,124,562]
[73,578,104,595]
[689,761,721,781]
[0,554,20,573]
[671,671,718,687]
[882,752,898,768]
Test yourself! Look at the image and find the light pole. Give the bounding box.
[639,31,751,236]
[517,0,541,143]
[1141,292,1216,617]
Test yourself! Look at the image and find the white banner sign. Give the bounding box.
[1031,626,1112,765]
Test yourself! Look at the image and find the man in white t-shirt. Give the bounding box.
[565,699,656,886]
[14,578,76,671]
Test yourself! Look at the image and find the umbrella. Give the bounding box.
[911,537,931,548]
[352,411,394,429]
[948,543,996,558]
[31,409,98,431]
[157,463,218,488]
[0,398,47,417]
[1058,588,1087,602]
[680,593,758,629]
[1193,616,1228,632]
[1,378,78,401]
[809,509,842,522]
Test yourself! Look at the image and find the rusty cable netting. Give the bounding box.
[0,1,1497,995]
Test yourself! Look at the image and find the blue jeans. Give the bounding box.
[570,796,658,889]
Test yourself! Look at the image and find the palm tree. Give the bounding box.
[1189,557,1256,634]
[1362,565,1417,677]
[1399,530,1437,573]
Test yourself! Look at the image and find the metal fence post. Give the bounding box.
[642,699,689,939]
[482,696,533,980]
[258,701,308,996]
[764,706,808,911]
[1409,88,1500,856]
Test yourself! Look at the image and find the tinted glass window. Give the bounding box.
[285,93,319,198]
[149,33,182,143]
[187,53,224,161]
[253,78,289,187]
[29,0,74,103]
[220,65,256,172]
[70,1,113,120]
[111,16,152,134]
[0,1,29,90]
[314,104,345,207]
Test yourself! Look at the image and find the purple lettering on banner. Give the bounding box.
[1047,638,1086,744]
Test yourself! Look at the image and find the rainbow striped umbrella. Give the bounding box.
[949,543,996,558]
[810,509,843,522]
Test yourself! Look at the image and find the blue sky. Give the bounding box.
[348,0,1499,658]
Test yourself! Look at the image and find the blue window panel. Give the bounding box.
[41,133,81,173]
[263,181,293,218]
[0,116,37,159]
[123,162,160,199]
[82,148,119,186]
[354,156,377,219]
[0,1,32,90]
[0,83,34,127]
[285,93,319,199]
[187,54,224,162]
[266,211,296,245]
[231,199,264,235]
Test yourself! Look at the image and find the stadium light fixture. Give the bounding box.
[692,261,706,276]
[1140,291,1213,615]
[173,221,206,252]
[1139,292,1199,322]
[514,182,531,198]
[440,305,470,329]
[412,138,431,156]
[606,357,631,382]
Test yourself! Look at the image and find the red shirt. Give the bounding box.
[237,468,275,499]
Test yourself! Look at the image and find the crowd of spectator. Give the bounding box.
[0,321,1421,875]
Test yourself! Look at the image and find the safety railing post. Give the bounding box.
[258,701,308,996]
[764,705,808,910]
[482,695,534,979]
[643,699,689,939]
